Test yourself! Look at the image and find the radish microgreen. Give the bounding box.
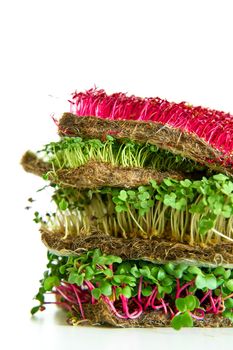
[31,250,233,329]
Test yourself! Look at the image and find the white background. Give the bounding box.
[0,0,233,349]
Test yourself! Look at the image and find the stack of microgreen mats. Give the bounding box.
[22,89,233,329]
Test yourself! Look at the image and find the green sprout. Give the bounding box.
[39,136,206,174]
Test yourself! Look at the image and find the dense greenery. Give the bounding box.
[39,136,206,173]
[37,174,233,244]
[32,250,233,329]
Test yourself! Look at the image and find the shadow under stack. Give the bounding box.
[22,89,233,329]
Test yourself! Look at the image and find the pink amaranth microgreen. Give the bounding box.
[69,88,233,166]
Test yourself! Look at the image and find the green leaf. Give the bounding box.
[195,275,207,289]
[140,200,150,208]
[42,173,49,180]
[189,202,205,214]
[142,285,153,297]
[222,310,233,322]
[118,190,128,201]
[103,268,113,278]
[195,297,200,309]
[59,265,67,274]
[224,298,233,309]
[180,179,192,188]
[175,298,187,312]
[221,204,232,218]
[59,198,68,211]
[139,266,151,278]
[224,270,231,280]
[198,215,216,235]
[130,265,141,278]
[185,295,197,311]
[113,274,136,286]
[85,266,95,280]
[115,204,127,213]
[68,272,84,286]
[138,192,150,201]
[95,255,122,265]
[113,275,123,284]
[163,193,177,208]
[31,305,41,315]
[127,190,136,198]
[162,277,173,286]
[91,288,101,300]
[122,286,132,298]
[139,207,150,216]
[138,186,147,193]
[116,287,122,299]
[216,278,225,287]
[188,266,203,275]
[147,199,155,207]
[99,281,112,296]
[225,279,233,292]
[214,266,226,276]
[162,286,172,294]
[35,291,44,304]
[33,211,42,224]
[43,276,60,291]
[173,269,184,279]
[164,263,175,274]
[157,268,166,281]
[205,275,217,290]
[163,179,175,186]
[171,312,193,330]
[92,248,101,263]
[106,135,114,141]
[213,174,229,182]
[117,262,131,274]
[174,198,187,210]
[151,266,159,276]
[222,182,233,195]
[177,263,188,272]
[150,179,158,189]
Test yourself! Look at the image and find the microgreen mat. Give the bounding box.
[32,250,233,329]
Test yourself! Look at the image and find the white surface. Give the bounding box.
[1,0,233,349]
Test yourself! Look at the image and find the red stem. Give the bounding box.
[200,290,212,304]
[71,284,86,319]
[176,280,194,299]
[56,286,77,303]
[85,280,95,304]
[190,309,205,320]
[143,287,158,311]
[119,295,143,319]
[160,298,168,315]
[138,276,143,303]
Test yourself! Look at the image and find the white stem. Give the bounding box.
[211,228,233,243]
